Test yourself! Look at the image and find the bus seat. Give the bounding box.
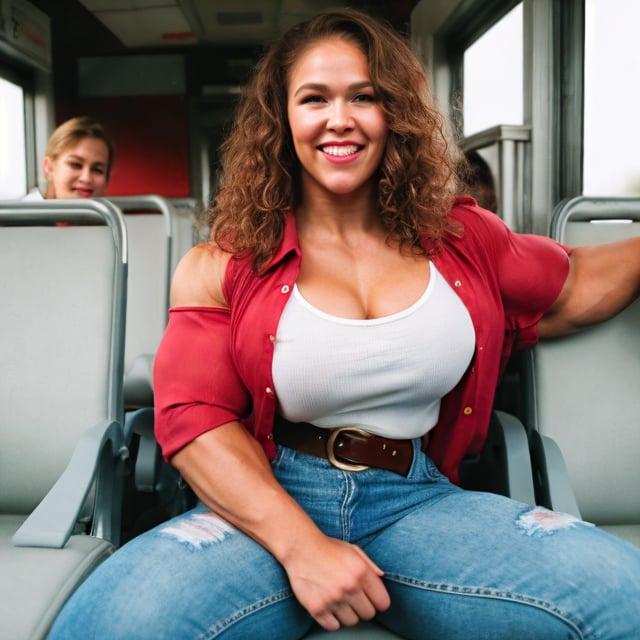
[305,621,402,638]
[169,197,206,267]
[107,196,190,529]
[459,410,536,506]
[525,196,640,547]
[107,195,176,411]
[0,199,128,639]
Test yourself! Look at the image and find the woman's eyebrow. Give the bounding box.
[293,81,374,97]
[66,154,106,168]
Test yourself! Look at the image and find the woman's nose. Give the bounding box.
[327,101,354,131]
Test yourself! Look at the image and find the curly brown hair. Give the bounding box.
[210,8,461,271]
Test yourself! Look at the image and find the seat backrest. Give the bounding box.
[169,197,205,270]
[0,199,127,518]
[107,196,175,407]
[528,197,640,525]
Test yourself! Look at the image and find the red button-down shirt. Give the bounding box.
[154,197,570,483]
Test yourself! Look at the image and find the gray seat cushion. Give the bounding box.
[599,525,640,549]
[0,516,113,640]
[305,621,402,638]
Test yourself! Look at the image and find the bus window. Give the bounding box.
[0,76,27,199]
[583,0,640,196]
[463,3,523,137]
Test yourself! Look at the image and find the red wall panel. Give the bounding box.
[57,95,191,197]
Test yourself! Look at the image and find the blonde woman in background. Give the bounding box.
[25,115,113,200]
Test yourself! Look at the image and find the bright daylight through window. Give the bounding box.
[0,76,27,199]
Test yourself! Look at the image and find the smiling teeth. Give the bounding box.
[322,145,359,156]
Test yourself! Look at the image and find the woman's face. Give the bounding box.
[43,137,110,198]
[287,37,388,201]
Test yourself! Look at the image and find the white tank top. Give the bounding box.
[272,262,475,439]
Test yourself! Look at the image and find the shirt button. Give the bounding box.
[267,433,274,441]
[265,386,274,397]
[463,406,473,415]
[269,334,276,343]
[280,285,290,294]
[454,280,462,287]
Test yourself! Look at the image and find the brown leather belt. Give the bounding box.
[272,415,417,476]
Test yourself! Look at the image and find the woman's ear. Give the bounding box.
[43,155,53,178]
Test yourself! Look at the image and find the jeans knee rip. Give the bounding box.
[159,511,236,549]
[516,506,593,538]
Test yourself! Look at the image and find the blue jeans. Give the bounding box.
[49,442,640,639]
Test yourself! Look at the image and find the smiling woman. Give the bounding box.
[39,116,114,199]
[47,8,640,640]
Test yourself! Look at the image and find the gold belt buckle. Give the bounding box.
[326,427,370,471]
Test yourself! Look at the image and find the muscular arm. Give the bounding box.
[538,237,640,338]
[165,245,390,630]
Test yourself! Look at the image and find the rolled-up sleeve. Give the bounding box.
[153,306,251,460]
[488,212,571,348]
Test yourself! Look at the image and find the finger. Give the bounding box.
[362,572,391,612]
[345,591,377,621]
[331,602,361,627]
[353,546,385,576]
[314,611,341,632]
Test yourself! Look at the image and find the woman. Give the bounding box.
[49,9,640,639]
[26,116,113,199]
[458,149,499,213]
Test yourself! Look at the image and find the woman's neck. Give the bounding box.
[296,189,382,241]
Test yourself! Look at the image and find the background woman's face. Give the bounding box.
[44,137,110,198]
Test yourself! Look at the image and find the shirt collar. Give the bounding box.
[259,209,301,274]
[260,199,469,273]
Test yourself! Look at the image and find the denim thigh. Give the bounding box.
[276,443,640,639]
[48,503,314,640]
[49,444,640,640]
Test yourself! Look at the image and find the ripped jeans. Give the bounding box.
[48,441,640,639]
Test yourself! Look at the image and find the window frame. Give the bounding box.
[434,0,585,235]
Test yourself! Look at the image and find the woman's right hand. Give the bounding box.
[283,532,391,631]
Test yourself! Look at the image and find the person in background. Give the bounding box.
[48,9,640,640]
[25,115,113,200]
[459,149,499,213]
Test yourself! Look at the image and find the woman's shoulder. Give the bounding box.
[443,196,566,266]
[443,196,511,249]
[449,196,503,228]
[21,188,44,201]
[170,242,232,308]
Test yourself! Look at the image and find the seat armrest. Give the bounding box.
[12,419,127,549]
[491,410,536,505]
[529,431,582,518]
[123,353,155,409]
[459,410,535,505]
[125,407,160,492]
